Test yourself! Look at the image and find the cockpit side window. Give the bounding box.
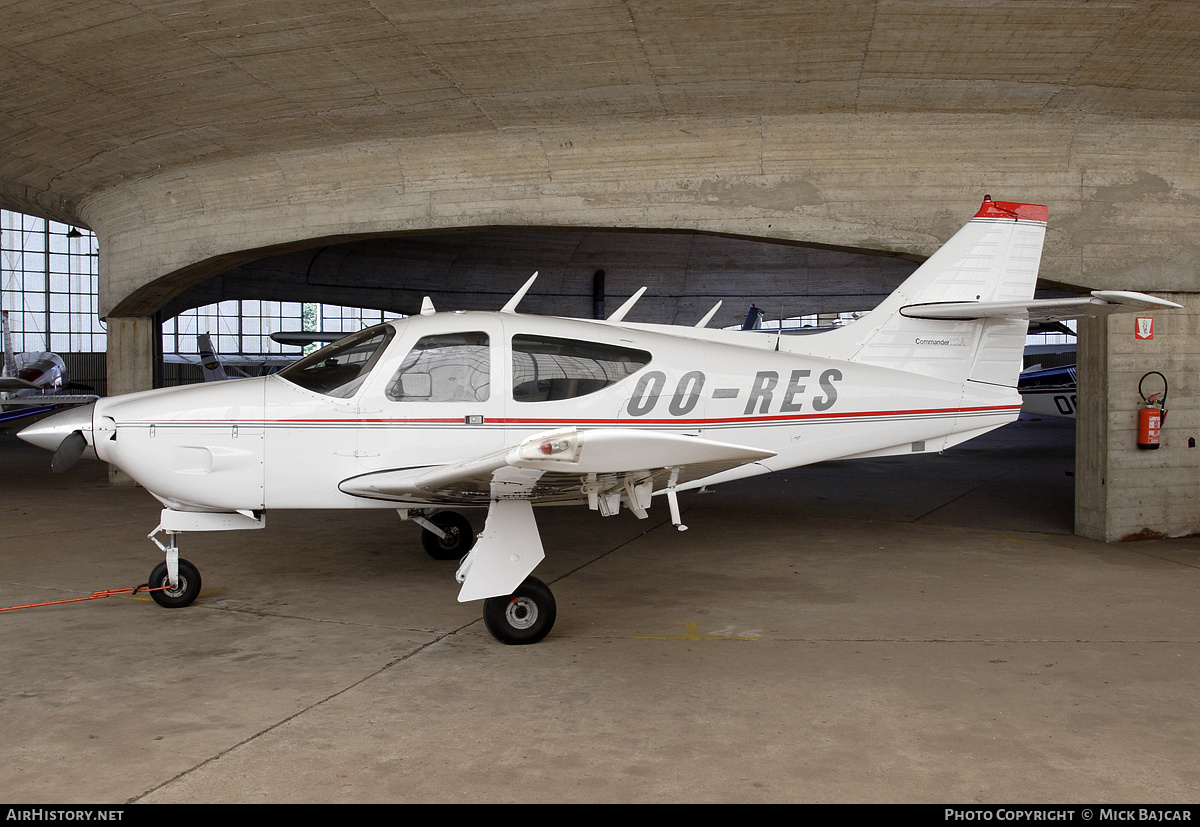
[512,335,651,402]
[277,324,395,398]
[386,332,491,402]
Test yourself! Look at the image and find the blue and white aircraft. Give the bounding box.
[0,310,97,428]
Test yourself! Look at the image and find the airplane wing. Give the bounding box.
[269,331,348,346]
[0,377,41,392]
[339,427,775,507]
[901,290,1181,321]
[341,427,774,603]
[0,394,97,428]
[0,393,98,407]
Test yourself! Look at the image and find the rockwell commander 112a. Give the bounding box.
[18,198,1180,644]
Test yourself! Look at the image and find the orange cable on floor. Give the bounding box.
[0,584,165,612]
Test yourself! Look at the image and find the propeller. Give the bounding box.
[51,430,87,473]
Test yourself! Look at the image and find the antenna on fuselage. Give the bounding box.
[694,301,722,328]
[607,287,646,323]
[501,272,539,314]
[420,297,436,315]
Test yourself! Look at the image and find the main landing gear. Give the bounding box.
[414,511,475,560]
[452,499,555,644]
[483,576,556,645]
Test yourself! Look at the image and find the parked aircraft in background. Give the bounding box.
[1017,322,1077,419]
[169,332,359,382]
[0,311,98,428]
[269,331,350,347]
[196,333,229,382]
[166,333,295,381]
[17,198,1180,644]
[1019,363,1078,419]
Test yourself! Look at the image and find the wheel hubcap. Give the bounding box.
[505,596,538,630]
[161,575,187,598]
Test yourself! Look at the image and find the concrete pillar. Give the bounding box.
[104,316,155,485]
[1075,294,1200,540]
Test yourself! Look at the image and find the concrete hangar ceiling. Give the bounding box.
[2,1,1198,317]
[1,1,1198,542]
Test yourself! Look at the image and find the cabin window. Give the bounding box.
[277,324,395,398]
[512,335,651,402]
[386,332,491,402]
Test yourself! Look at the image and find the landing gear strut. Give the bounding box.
[146,527,202,608]
[482,576,556,645]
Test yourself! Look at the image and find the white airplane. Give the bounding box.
[17,198,1181,644]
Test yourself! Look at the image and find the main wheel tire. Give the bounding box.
[147,558,202,608]
[483,576,557,645]
[420,511,474,560]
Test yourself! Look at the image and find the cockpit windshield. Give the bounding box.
[277,324,395,398]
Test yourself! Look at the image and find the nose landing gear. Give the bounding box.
[146,558,202,608]
[146,527,201,608]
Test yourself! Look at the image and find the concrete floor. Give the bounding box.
[1,417,1197,803]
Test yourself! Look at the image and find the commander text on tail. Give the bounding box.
[17,198,1180,644]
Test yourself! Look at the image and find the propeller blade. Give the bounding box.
[51,430,86,473]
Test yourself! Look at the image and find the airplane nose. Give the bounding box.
[17,403,95,453]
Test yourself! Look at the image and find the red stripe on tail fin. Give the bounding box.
[975,196,1048,223]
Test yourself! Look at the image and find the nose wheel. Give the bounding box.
[482,576,556,645]
[146,558,202,608]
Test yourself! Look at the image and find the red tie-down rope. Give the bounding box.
[0,583,166,612]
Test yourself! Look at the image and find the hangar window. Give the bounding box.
[278,324,394,398]
[386,332,490,402]
[512,335,650,402]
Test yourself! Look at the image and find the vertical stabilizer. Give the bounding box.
[843,198,1047,388]
[197,333,230,382]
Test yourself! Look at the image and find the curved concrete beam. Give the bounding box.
[84,114,1200,318]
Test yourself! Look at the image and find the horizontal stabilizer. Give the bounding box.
[901,290,1181,322]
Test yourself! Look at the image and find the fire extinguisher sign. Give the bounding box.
[1136,317,1154,339]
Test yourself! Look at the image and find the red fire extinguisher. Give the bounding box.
[1137,371,1168,450]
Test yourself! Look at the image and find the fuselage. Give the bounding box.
[70,311,1020,513]
[1018,364,1078,419]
